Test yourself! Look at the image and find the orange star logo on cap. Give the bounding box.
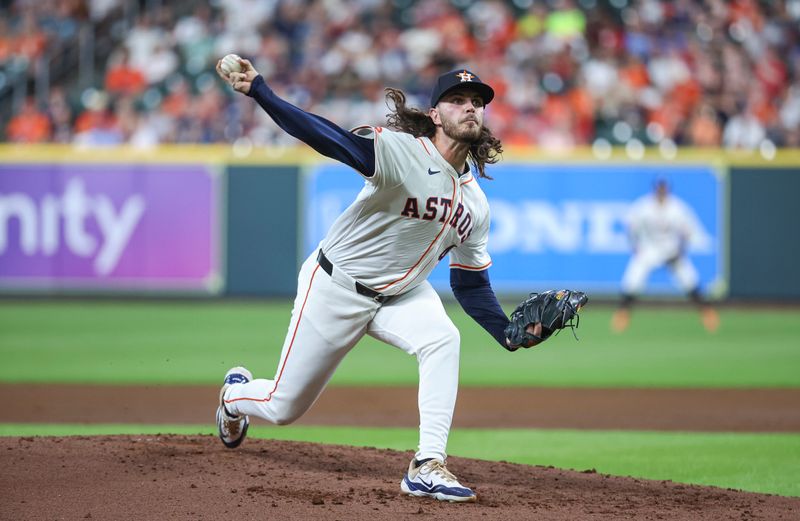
[456,70,474,82]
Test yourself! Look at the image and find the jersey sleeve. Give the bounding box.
[449,203,492,271]
[351,126,411,189]
[248,75,375,176]
[450,267,510,349]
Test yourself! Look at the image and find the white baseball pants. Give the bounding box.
[621,249,699,294]
[224,250,461,463]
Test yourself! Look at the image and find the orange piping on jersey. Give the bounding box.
[394,187,466,294]
[375,176,457,292]
[393,179,472,294]
[371,127,380,177]
[393,179,467,293]
[394,219,488,294]
[351,125,380,178]
[449,261,492,271]
[394,253,436,295]
[350,125,382,136]
[461,176,474,185]
[417,138,431,156]
[226,263,321,405]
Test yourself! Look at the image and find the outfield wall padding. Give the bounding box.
[2,147,799,300]
[225,166,299,297]
[729,167,800,299]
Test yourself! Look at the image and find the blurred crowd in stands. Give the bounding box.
[2,0,800,151]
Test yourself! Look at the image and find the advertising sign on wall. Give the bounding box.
[0,164,221,292]
[305,162,723,296]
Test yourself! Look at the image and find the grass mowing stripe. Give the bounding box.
[2,424,797,497]
[2,301,800,387]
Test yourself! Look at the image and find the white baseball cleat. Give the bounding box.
[400,459,477,502]
[216,366,253,449]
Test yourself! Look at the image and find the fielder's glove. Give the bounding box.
[504,290,588,350]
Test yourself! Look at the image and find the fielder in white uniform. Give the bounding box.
[214,58,545,503]
[611,179,719,333]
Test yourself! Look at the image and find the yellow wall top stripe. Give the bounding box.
[1,144,799,167]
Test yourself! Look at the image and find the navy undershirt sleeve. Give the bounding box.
[450,268,511,350]
[247,75,375,177]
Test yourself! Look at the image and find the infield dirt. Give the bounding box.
[1,385,799,520]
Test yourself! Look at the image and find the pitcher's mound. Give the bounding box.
[1,435,796,520]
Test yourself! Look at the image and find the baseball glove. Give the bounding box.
[504,290,589,349]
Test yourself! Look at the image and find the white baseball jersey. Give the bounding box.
[320,126,492,295]
[626,193,696,262]
[621,193,700,293]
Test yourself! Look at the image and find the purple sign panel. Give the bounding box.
[0,164,220,292]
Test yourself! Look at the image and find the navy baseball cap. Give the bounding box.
[430,69,495,107]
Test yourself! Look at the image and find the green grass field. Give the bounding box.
[1,300,798,387]
[1,300,799,496]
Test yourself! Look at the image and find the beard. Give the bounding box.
[441,117,482,143]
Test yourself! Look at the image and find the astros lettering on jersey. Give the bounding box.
[321,126,491,296]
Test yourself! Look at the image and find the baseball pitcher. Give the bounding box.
[214,56,587,503]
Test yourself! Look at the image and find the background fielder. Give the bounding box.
[611,179,719,333]
[213,57,560,503]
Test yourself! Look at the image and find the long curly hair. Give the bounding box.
[384,88,503,179]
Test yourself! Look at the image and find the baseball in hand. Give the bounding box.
[220,54,243,76]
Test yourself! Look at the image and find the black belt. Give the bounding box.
[317,250,389,304]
